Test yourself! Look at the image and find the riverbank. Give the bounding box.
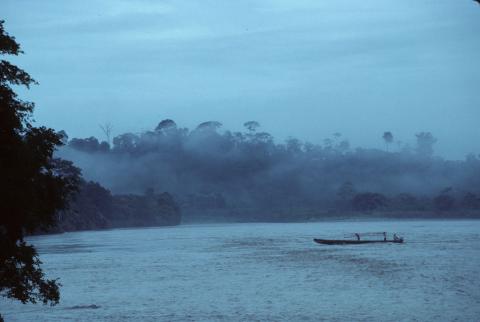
[36,182,181,235]
[181,208,480,224]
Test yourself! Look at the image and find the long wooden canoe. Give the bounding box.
[313,238,404,245]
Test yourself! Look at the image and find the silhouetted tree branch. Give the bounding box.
[0,20,80,319]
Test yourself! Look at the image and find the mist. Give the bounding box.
[56,120,480,220]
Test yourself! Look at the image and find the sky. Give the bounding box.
[3,0,480,159]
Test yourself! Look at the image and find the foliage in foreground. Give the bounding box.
[0,20,80,312]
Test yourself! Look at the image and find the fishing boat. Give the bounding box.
[313,238,403,245]
[313,232,404,245]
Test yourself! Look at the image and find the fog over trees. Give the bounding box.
[58,120,480,221]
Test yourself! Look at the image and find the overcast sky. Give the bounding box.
[3,0,480,159]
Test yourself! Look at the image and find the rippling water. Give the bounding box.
[2,220,480,321]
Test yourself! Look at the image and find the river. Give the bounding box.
[2,220,480,321]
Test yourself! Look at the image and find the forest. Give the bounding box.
[58,120,480,222]
[43,180,181,234]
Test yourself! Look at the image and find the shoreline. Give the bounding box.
[31,213,480,238]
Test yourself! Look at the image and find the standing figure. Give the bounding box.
[383,232,387,241]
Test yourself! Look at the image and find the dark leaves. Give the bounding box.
[0,21,80,309]
[0,20,22,55]
[0,242,60,305]
[0,60,37,88]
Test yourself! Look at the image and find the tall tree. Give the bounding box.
[243,121,260,132]
[382,131,394,152]
[99,122,113,146]
[0,20,80,319]
[155,119,177,132]
[415,132,437,157]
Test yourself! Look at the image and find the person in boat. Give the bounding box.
[354,233,360,241]
[383,232,387,241]
[393,234,400,241]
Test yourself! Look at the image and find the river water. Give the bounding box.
[2,220,480,321]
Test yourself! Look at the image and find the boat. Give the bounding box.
[313,238,403,245]
[313,232,404,245]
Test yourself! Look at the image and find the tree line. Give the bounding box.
[59,119,480,221]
